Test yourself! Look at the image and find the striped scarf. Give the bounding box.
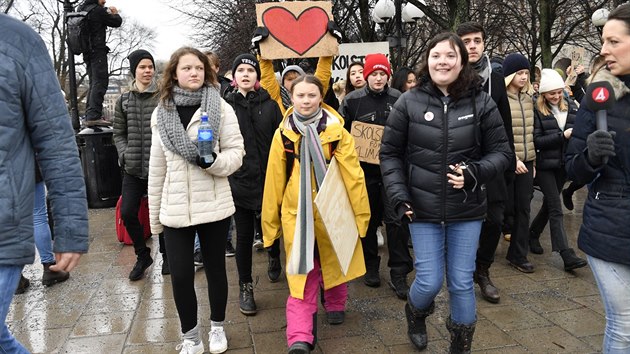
[287,107,327,275]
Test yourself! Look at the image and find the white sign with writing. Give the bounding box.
[332,42,390,82]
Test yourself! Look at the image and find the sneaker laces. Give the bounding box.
[209,326,226,346]
[175,339,196,353]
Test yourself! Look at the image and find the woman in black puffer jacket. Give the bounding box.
[528,69,587,271]
[380,32,511,353]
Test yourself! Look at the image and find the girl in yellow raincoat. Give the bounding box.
[262,75,369,354]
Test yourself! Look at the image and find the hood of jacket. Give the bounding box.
[128,79,158,94]
[225,87,272,109]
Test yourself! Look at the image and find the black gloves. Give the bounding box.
[327,21,343,43]
[586,130,616,166]
[397,202,414,224]
[251,27,269,54]
[196,153,217,169]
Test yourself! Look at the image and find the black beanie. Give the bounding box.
[127,49,155,78]
[502,53,530,78]
[231,54,261,80]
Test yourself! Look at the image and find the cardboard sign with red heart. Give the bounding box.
[256,1,339,60]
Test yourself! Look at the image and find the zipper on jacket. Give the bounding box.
[518,93,528,162]
[441,100,449,223]
[140,96,146,177]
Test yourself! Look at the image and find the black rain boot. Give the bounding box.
[42,263,70,286]
[473,263,500,304]
[446,316,476,354]
[239,281,257,315]
[405,300,433,350]
[560,248,588,271]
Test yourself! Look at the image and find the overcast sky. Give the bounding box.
[106,0,194,61]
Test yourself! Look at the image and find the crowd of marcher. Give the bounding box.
[2,2,630,354]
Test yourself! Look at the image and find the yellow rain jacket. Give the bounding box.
[262,104,370,299]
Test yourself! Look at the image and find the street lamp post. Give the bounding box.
[592,8,610,36]
[372,0,425,70]
[60,0,81,131]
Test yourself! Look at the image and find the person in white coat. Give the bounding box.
[148,47,244,354]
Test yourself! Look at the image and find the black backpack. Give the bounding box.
[66,4,97,55]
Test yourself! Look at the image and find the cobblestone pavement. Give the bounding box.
[8,189,604,353]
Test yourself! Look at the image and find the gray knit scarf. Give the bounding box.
[287,107,327,275]
[157,85,221,163]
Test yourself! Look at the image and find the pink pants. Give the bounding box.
[286,258,348,347]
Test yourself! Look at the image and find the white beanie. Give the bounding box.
[538,68,565,93]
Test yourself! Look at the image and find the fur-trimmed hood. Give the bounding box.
[587,67,630,100]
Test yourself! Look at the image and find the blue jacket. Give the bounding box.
[565,69,630,266]
[0,14,89,265]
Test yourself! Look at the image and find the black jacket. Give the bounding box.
[482,71,515,202]
[225,88,283,210]
[565,71,630,266]
[380,81,511,223]
[79,0,122,52]
[339,85,401,182]
[534,100,577,170]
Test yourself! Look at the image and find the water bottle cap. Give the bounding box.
[201,112,209,121]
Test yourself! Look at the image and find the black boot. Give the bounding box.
[288,341,311,354]
[239,281,257,315]
[129,249,153,281]
[267,255,282,283]
[529,234,544,255]
[446,317,476,354]
[42,263,70,286]
[405,300,433,350]
[15,274,30,295]
[473,263,500,304]
[560,248,588,271]
[389,273,409,300]
[363,256,381,287]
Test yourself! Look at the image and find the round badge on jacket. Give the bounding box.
[424,111,434,121]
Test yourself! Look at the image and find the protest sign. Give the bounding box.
[256,1,338,59]
[350,121,383,165]
[332,42,390,82]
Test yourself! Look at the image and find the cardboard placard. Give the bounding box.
[314,157,359,276]
[566,46,586,86]
[331,42,390,82]
[256,1,339,59]
[350,121,383,165]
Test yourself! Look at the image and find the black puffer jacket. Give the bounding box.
[339,85,401,182]
[534,100,577,170]
[113,80,158,179]
[79,0,122,52]
[380,81,511,223]
[225,88,283,210]
[566,70,630,266]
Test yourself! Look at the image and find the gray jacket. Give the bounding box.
[113,80,158,178]
[0,14,89,265]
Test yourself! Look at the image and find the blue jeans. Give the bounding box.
[34,181,54,264]
[408,220,482,325]
[0,265,29,353]
[588,255,630,353]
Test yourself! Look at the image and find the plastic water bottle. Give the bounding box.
[197,112,214,164]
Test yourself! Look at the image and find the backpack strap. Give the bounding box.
[281,132,339,185]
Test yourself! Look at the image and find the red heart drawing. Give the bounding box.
[262,6,329,56]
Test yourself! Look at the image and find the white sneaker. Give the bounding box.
[176,339,204,354]
[377,227,385,247]
[209,326,228,353]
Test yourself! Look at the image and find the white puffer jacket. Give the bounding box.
[148,99,244,234]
